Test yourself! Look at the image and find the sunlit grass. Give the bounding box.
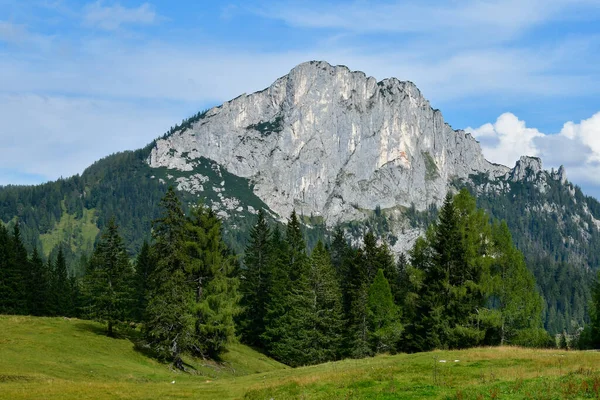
[2,316,600,399]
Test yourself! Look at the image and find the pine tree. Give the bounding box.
[184,204,240,358]
[28,248,50,316]
[239,209,272,347]
[363,231,379,282]
[82,218,135,336]
[133,241,153,322]
[261,226,290,355]
[286,210,307,282]
[0,224,14,314]
[144,187,192,369]
[490,221,543,345]
[306,242,344,363]
[368,269,403,354]
[0,224,28,315]
[52,246,71,317]
[347,248,371,358]
[262,212,314,366]
[588,269,600,348]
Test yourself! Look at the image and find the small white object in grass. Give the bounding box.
[439,360,446,363]
[454,360,460,362]
[171,381,175,384]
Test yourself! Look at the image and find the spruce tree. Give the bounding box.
[261,226,290,355]
[82,218,135,336]
[184,204,240,358]
[262,212,314,366]
[133,241,153,322]
[239,209,272,347]
[52,246,71,317]
[347,248,371,358]
[490,221,543,345]
[144,187,192,369]
[28,248,50,316]
[368,269,403,354]
[306,242,344,363]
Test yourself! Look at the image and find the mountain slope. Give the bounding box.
[1,60,599,332]
[149,61,508,225]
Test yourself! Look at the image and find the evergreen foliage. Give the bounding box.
[82,218,135,336]
[368,269,403,354]
[239,209,272,348]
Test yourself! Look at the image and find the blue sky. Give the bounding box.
[1,0,600,195]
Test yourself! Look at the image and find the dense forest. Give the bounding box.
[3,187,598,369]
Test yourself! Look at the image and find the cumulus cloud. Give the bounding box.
[466,112,600,186]
[83,1,157,31]
[465,113,543,167]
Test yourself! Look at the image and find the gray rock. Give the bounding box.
[149,61,510,224]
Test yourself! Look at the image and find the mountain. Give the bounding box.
[1,61,598,332]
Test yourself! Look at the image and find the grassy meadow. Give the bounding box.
[2,316,600,399]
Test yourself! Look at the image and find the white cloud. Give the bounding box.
[559,113,600,162]
[83,1,156,31]
[466,113,543,167]
[466,112,600,186]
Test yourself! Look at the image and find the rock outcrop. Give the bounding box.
[149,61,510,223]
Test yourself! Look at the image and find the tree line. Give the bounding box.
[239,189,553,366]
[3,187,600,368]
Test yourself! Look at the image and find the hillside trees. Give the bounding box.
[239,209,272,347]
[82,218,135,336]
[143,187,240,367]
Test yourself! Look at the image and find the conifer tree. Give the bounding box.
[52,246,71,317]
[184,204,240,358]
[306,242,344,363]
[0,224,28,314]
[286,210,307,282]
[28,248,50,316]
[262,211,313,366]
[347,248,371,358]
[133,241,153,322]
[261,226,290,355]
[368,269,403,353]
[363,231,379,281]
[144,187,193,369]
[588,269,600,348]
[82,218,135,336]
[239,209,272,347]
[490,221,544,345]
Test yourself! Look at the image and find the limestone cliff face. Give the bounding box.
[149,61,509,223]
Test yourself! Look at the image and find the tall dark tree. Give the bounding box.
[82,218,135,336]
[144,187,192,369]
[133,241,153,322]
[347,248,371,358]
[51,246,72,317]
[305,242,344,363]
[262,211,313,366]
[261,226,291,356]
[368,269,403,354]
[239,209,272,347]
[27,248,50,316]
[0,224,27,314]
[184,204,240,358]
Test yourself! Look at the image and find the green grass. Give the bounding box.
[3,316,600,399]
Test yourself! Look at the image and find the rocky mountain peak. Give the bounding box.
[510,156,543,182]
[148,61,560,244]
